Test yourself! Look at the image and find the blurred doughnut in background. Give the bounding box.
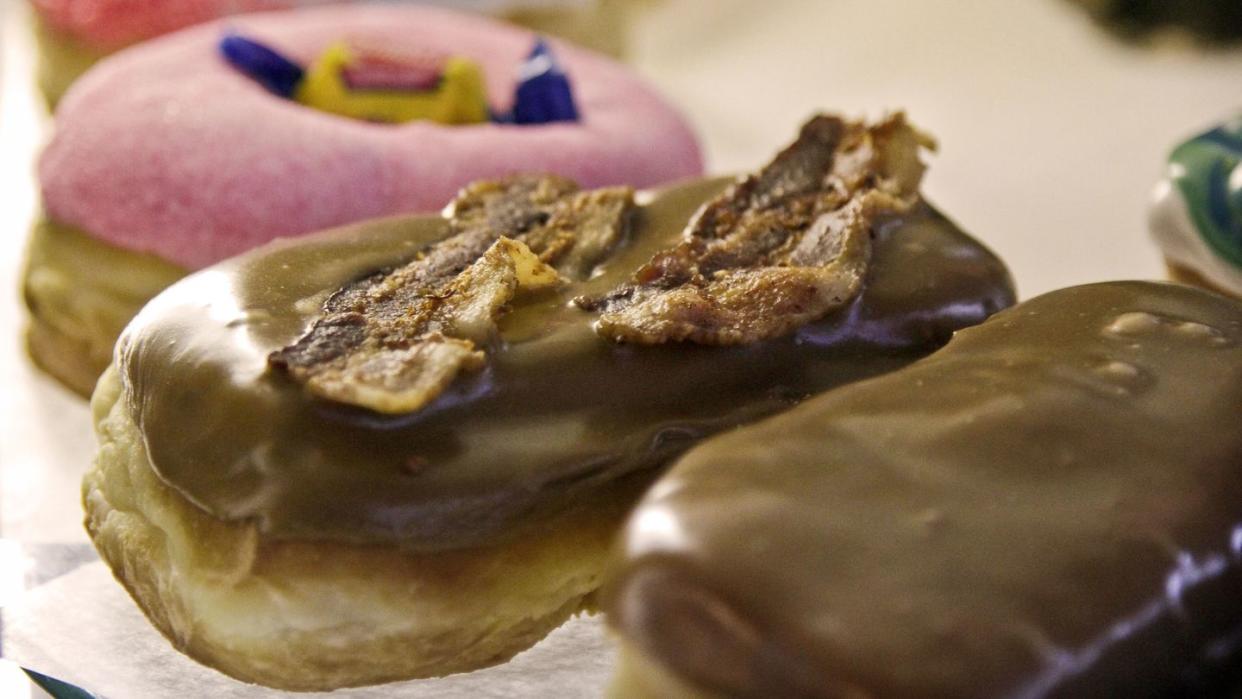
[29,0,647,106]
[1066,0,1242,44]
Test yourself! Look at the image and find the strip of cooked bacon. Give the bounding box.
[269,175,633,414]
[575,113,933,345]
[270,114,931,414]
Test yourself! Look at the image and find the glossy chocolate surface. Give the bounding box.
[608,281,1242,698]
[117,177,1014,552]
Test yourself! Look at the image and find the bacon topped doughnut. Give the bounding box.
[83,115,1014,690]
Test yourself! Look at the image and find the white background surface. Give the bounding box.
[1,0,1240,696]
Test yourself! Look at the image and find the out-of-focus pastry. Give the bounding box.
[29,0,288,106]
[606,280,1242,698]
[28,0,639,106]
[1150,115,1242,298]
[84,114,1015,690]
[23,3,702,395]
[1066,0,1242,44]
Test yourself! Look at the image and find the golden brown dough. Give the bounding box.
[1166,261,1238,299]
[22,218,185,396]
[85,367,634,691]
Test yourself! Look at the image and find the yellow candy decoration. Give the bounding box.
[294,41,489,125]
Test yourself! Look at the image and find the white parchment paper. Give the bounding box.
[3,562,613,698]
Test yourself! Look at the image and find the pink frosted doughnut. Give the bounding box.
[38,4,704,270]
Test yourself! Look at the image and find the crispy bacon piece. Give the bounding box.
[271,113,932,414]
[576,113,933,345]
[269,176,633,414]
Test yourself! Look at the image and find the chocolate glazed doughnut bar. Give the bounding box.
[606,281,1242,698]
[83,114,1014,690]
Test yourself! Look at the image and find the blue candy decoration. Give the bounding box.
[512,39,579,125]
[219,33,305,98]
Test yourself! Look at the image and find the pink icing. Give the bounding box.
[31,0,295,50]
[39,5,705,270]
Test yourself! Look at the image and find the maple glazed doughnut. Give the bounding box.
[605,281,1242,698]
[24,3,702,395]
[84,114,1014,690]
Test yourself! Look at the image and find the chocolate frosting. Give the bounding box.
[607,281,1242,698]
[117,177,1014,552]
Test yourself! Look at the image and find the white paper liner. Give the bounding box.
[3,562,613,698]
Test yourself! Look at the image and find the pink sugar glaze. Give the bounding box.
[39,4,704,270]
[31,0,297,50]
